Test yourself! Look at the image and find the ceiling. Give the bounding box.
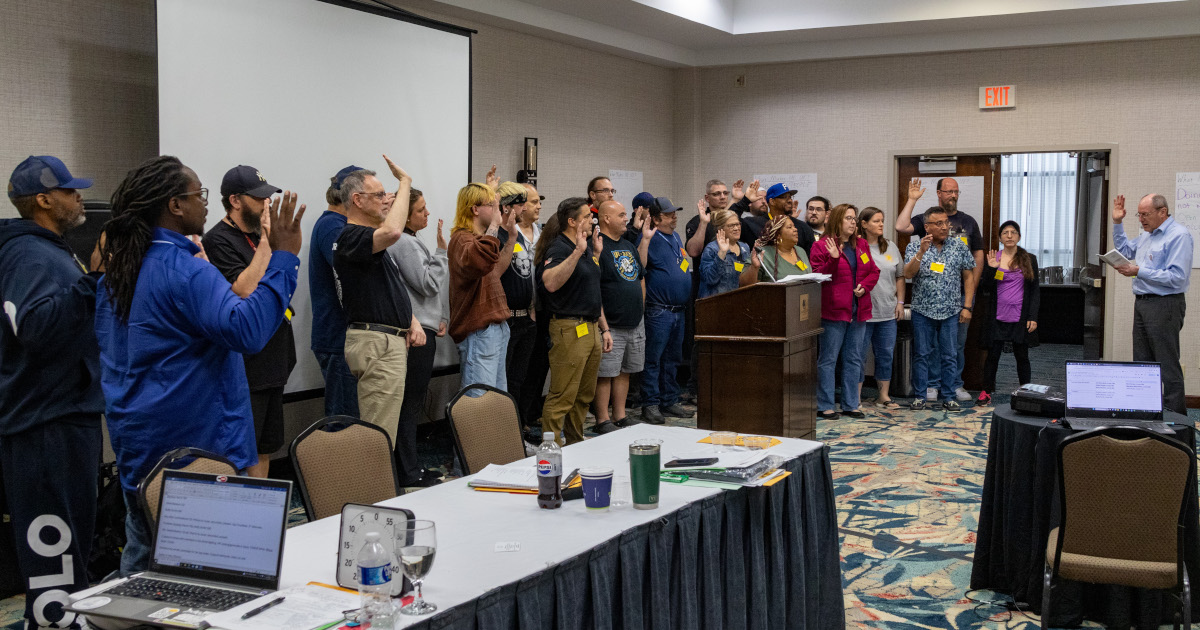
[388,0,1200,67]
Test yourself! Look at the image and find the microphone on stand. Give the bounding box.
[754,244,778,282]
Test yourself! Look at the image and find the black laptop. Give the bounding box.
[67,470,292,628]
[1063,360,1171,433]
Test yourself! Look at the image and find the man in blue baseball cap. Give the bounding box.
[740,182,815,255]
[1,156,104,628]
[308,165,366,418]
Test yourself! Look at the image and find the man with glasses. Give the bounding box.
[1111,193,1193,415]
[896,177,984,402]
[587,176,615,228]
[333,160,425,444]
[805,195,831,237]
[202,165,294,478]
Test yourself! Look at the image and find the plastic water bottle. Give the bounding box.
[357,531,395,629]
[536,432,563,509]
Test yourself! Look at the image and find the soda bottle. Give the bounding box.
[357,531,395,629]
[536,431,563,509]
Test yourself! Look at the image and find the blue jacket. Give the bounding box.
[698,240,750,299]
[0,219,104,435]
[308,210,348,353]
[96,228,299,491]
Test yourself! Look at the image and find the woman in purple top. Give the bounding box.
[976,220,1041,404]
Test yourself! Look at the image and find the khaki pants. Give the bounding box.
[540,319,602,446]
[344,329,408,445]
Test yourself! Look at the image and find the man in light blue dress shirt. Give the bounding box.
[1111,193,1193,414]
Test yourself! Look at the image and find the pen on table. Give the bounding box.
[240,596,286,619]
[562,468,580,490]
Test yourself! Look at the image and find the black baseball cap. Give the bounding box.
[220,165,282,199]
[652,196,682,216]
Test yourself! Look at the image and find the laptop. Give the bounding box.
[68,470,292,629]
[1063,360,1171,433]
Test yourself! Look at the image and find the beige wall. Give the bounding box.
[681,37,1200,396]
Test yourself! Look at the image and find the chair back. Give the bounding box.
[1053,426,1194,587]
[445,384,527,475]
[138,448,238,531]
[290,416,402,521]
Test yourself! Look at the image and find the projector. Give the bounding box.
[1010,383,1066,418]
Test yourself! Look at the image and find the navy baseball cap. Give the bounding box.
[631,192,655,209]
[333,164,366,190]
[653,196,682,215]
[8,156,92,198]
[764,183,798,201]
[220,165,282,199]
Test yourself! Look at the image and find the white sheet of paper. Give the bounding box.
[203,584,359,630]
[753,173,817,203]
[467,463,539,490]
[1098,249,1133,268]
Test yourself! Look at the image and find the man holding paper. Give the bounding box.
[1111,193,1192,414]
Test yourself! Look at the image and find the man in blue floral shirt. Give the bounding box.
[903,206,976,411]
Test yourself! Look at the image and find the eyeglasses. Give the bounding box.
[592,188,616,195]
[928,220,949,227]
[356,191,387,201]
[939,190,961,195]
[175,188,208,203]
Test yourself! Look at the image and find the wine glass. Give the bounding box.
[398,520,437,615]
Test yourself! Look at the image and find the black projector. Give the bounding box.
[1010,384,1066,418]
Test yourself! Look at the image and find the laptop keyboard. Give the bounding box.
[107,577,259,611]
[1067,419,1172,434]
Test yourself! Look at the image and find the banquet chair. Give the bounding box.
[1042,426,1194,629]
[138,447,237,532]
[290,415,402,521]
[445,384,527,475]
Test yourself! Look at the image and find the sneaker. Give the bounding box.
[842,409,866,419]
[660,403,694,418]
[925,388,938,402]
[909,399,927,411]
[955,387,972,402]
[977,391,993,405]
[942,400,962,411]
[642,406,666,425]
[615,416,642,427]
[593,420,621,434]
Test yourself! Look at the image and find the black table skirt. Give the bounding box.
[402,446,845,630]
[971,404,1199,629]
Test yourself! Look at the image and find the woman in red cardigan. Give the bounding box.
[810,204,880,419]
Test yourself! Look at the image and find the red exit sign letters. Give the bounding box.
[979,85,1015,109]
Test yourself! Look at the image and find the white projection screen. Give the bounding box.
[158,0,471,394]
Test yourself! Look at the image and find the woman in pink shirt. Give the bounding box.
[975,220,1040,405]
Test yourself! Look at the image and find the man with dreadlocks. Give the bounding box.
[0,156,102,629]
[95,156,305,576]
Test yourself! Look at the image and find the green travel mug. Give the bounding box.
[629,438,662,509]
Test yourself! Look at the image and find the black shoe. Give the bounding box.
[842,409,866,419]
[678,391,697,405]
[615,416,641,427]
[660,403,694,418]
[818,410,840,420]
[593,420,621,434]
[523,426,544,444]
[642,406,666,425]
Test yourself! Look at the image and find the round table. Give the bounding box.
[971,403,1198,629]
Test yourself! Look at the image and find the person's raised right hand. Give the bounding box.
[485,164,498,191]
[267,191,306,255]
[824,238,839,258]
[382,154,411,185]
[716,228,730,256]
[574,221,590,256]
[918,233,933,255]
[745,179,761,202]
[731,179,746,202]
[1112,195,1126,224]
[986,249,1000,268]
[436,219,447,250]
[641,210,657,241]
[697,198,710,223]
[908,177,925,201]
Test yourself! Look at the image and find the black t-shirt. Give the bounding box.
[333,223,414,329]
[910,210,984,252]
[497,228,536,311]
[201,220,296,390]
[537,234,602,320]
[740,214,816,255]
[598,233,644,329]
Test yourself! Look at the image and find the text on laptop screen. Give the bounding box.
[1065,362,1163,413]
[153,476,288,580]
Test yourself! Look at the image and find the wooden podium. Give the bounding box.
[694,281,822,440]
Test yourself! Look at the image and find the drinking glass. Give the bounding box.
[398,520,437,615]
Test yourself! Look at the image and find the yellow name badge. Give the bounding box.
[593,256,599,265]
[575,323,589,338]
[513,243,524,253]
[886,255,893,261]
[959,236,968,245]
[860,252,870,264]
[796,260,808,271]
[734,262,745,272]
[285,307,294,321]
[930,262,946,274]
[995,270,1005,281]
[680,259,690,273]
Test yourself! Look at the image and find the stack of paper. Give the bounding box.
[1099,249,1132,267]
[202,584,359,630]
[467,464,539,490]
[777,273,831,283]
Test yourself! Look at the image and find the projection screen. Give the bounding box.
[158,0,471,394]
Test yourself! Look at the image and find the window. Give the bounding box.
[999,152,1078,269]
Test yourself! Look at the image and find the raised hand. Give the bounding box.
[501,201,518,233]
[697,198,710,223]
[436,218,447,250]
[485,164,498,190]
[731,179,746,201]
[750,249,762,269]
[716,228,730,257]
[824,238,839,258]
[574,221,590,256]
[382,154,411,184]
[591,226,603,258]
[641,210,657,241]
[267,191,306,255]
[745,179,761,202]
[908,177,925,201]
[90,231,107,272]
[632,206,647,230]
[188,235,209,262]
[918,234,933,255]
[1112,195,1126,224]
[986,249,1000,268]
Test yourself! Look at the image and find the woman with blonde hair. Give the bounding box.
[856,206,905,409]
[698,209,758,297]
[447,180,518,392]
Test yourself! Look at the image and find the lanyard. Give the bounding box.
[656,232,681,262]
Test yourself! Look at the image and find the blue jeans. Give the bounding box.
[863,319,898,383]
[925,316,968,392]
[458,321,510,395]
[911,312,959,403]
[642,305,686,408]
[315,350,360,418]
[120,490,151,577]
[817,319,867,412]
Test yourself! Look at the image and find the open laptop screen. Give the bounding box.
[1065,361,1163,419]
[151,471,291,590]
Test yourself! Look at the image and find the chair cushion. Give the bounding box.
[1046,527,1178,590]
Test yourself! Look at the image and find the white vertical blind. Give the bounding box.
[999,153,1078,269]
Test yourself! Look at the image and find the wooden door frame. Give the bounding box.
[887,142,1120,360]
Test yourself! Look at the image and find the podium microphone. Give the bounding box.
[754,244,778,282]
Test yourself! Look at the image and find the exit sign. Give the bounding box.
[979,85,1015,109]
